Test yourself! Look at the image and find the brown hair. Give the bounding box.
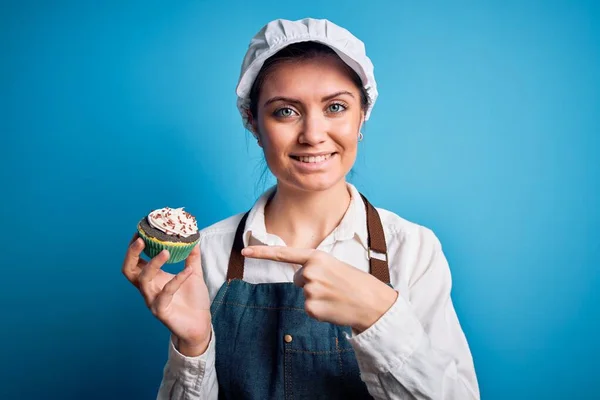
[248,41,370,121]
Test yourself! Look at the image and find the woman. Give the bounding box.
[122,18,480,399]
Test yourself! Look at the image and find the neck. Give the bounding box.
[264,180,352,249]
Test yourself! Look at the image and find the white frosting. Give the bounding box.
[147,207,198,238]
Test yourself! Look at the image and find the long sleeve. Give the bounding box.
[347,228,480,399]
[156,327,219,400]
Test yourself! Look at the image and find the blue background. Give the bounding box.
[2,1,599,399]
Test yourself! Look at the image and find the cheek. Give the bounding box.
[334,112,361,135]
[334,120,360,148]
[258,126,293,165]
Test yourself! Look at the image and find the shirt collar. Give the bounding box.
[242,185,276,247]
[242,183,369,251]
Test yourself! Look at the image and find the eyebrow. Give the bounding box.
[263,90,355,107]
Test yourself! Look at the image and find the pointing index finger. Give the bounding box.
[241,246,312,265]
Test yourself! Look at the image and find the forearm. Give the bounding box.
[349,294,479,400]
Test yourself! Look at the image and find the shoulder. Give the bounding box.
[374,206,442,251]
[199,213,245,249]
[377,208,446,287]
[194,212,248,300]
[198,212,245,240]
[373,205,448,287]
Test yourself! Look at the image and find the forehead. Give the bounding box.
[259,56,359,100]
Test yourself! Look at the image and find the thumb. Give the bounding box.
[293,266,306,288]
[184,243,204,276]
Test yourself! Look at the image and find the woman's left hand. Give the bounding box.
[241,245,398,333]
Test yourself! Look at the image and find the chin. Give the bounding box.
[285,174,347,193]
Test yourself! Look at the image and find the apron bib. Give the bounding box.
[210,194,390,399]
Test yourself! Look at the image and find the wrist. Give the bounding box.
[352,285,398,334]
[176,331,211,357]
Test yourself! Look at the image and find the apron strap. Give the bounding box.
[226,211,250,282]
[360,193,391,284]
[226,193,390,284]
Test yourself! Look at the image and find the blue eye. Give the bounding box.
[274,107,296,118]
[328,103,347,113]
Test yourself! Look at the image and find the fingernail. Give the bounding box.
[161,249,170,257]
[241,248,253,256]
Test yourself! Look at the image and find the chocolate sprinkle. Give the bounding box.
[139,217,199,243]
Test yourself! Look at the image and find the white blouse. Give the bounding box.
[157,183,480,399]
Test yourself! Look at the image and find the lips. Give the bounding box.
[290,153,335,163]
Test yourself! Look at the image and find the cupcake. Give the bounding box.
[137,207,200,264]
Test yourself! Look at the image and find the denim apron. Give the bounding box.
[210,194,390,399]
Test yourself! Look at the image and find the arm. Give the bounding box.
[157,328,219,400]
[153,232,220,400]
[348,229,480,399]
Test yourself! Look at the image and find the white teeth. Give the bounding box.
[297,154,332,163]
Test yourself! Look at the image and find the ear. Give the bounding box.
[245,110,263,147]
[246,110,258,134]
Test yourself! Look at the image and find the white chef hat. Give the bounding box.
[236,18,378,133]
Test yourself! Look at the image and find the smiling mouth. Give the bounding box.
[290,153,335,163]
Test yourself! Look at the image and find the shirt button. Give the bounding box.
[284,334,293,343]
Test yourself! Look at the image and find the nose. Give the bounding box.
[298,111,327,145]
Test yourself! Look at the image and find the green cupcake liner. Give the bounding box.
[138,228,198,264]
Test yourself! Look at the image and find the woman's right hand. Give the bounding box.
[122,234,212,356]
